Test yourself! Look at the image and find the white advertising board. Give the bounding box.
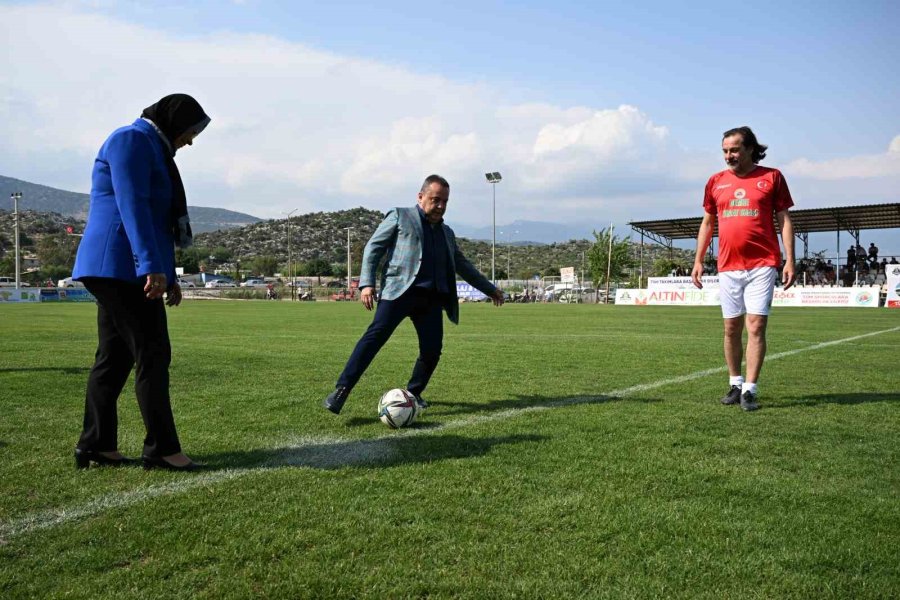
[883,265,900,308]
[647,276,719,290]
[456,282,487,301]
[771,286,880,308]
[615,288,720,306]
[560,267,576,283]
[617,286,881,307]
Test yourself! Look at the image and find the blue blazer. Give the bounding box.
[359,206,497,324]
[73,119,176,288]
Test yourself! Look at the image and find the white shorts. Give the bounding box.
[718,267,778,318]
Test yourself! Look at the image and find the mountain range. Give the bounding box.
[1,175,604,242]
[0,175,261,234]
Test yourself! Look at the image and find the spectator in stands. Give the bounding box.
[321,175,504,415]
[692,126,795,412]
[847,246,856,272]
[891,257,899,264]
[72,94,209,472]
[879,258,888,273]
[868,243,879,267]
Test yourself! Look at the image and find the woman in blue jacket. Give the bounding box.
[72,94,210,471]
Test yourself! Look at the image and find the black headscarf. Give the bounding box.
[141,94,211,248]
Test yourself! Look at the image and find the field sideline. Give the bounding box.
[1,302,898,598]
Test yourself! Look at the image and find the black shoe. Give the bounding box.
[324,386,350,414]
[409,392,429,410]
[720,385,741,406]
[74,448,138,469]
[141,455,205,472]
[740,391,760,412]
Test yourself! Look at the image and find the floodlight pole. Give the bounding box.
[485,172,502,284]
[11,192,22,289]
[287,209,297,301]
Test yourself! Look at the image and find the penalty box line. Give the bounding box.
[2,325,897,540]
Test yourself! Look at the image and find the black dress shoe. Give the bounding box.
[409,392,429,410]
[141,455,206,472]
[323,386,350,414]
[74,448,139,469]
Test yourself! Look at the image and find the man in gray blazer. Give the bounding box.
[324,174,504,414]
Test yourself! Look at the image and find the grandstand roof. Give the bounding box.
[629,203,900,242]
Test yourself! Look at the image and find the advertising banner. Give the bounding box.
[616,288,720,306]
[885,265,900,308]
[560,267,576,283]
[456,282,487,301]
[57,288,96,302]
[0,288,41,303]
[771,287,880,308]
[618,286,880,307]
[647,276,719,290]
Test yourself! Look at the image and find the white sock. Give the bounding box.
[742,382,758,395]
[729,376,744,387]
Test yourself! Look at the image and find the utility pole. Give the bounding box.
[287,209,297,300]
[11,192,22,288]
[344,227,354,294]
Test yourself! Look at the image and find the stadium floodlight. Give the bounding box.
[287,209,298,300]
[10,192,22,289]
[484,172,502,283]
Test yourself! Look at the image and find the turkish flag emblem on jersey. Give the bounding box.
[757,180,770,192]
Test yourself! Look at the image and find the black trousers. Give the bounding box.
[78,278,181,457]
[337,287,446,397]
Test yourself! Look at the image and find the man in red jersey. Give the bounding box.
[692,126,795,411]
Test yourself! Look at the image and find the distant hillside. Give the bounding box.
[0,204,693,282]
[0,175,261,234]
[194,208,694,280]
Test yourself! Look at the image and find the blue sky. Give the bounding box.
[2,0,898,256]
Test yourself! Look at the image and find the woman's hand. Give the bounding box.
[166,283,182,307]
[145,273,168,299]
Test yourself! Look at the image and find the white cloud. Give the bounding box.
[786,135,900,179]
[6,2,892,233]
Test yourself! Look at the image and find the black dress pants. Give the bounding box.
[78,278,181,457]
[337,287,445,397]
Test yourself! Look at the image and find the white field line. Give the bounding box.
[2,325,897,541]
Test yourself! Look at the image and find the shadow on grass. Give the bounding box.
[197,433,545,471]
[0,366,90,375]
[771,392,899,409]
[342,392,662,428]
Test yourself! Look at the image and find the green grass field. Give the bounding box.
[1,301,898,599]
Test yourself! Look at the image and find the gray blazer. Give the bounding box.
[359,206,497,324]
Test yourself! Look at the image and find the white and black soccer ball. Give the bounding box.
[378,388,419,429]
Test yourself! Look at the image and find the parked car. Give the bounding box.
[240,278,266,287]
[57,277,85,289]
[285,280,311,288]
[177,278,196,288]
[205,280,237,288]
[0,276,30,287]
[325,281,346,288]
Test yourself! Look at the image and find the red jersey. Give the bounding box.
[703,166,794,272]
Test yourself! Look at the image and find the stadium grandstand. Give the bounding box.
[630,202,900,285]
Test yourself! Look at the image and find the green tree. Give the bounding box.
[651,258,689,277]
[300,257,333,283]
[588,227,634,287]
[332,263,348,279]
[249,255,279,277]
[175,247,202,274]
[36,233,80,273]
